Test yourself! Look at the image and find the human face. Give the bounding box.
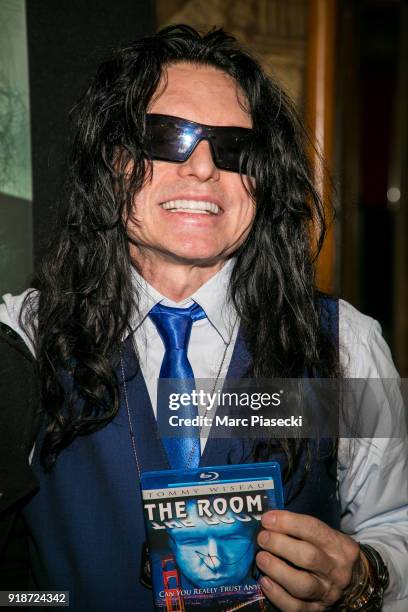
[126,63,255,269]
[168,503,257,588]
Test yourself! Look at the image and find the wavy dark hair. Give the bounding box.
[23,24,339,471]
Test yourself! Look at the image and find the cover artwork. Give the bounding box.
[141,461,284,611]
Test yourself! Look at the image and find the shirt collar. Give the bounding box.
[129,258,237,344]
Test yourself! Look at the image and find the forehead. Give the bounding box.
[149,62,252,128]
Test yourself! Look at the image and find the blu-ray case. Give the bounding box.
[141,461,284,610]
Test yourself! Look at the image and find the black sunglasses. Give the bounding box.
[144,114,253,175]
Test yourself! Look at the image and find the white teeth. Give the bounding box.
[160,200,220,214]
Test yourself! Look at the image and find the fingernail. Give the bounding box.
[258,530,268,546]
[256,551,268,567]
[262,512,276,527]
[260,575,273,590]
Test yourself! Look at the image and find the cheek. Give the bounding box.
[227,177,255,222]
[244,200,256,224]
[130,192,150,219]
[233,199,255,235]
[126,191,158,237]
[127,165,165,220]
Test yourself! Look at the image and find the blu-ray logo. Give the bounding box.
[199,471,219,481]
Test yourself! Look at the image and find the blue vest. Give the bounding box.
[24,299,340,611]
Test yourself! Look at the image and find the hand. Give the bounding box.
[256,510,363,611]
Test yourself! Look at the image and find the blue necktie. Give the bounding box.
[149,302,206,469]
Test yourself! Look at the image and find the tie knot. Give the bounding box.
[148,302,206,351]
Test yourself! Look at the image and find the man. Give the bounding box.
[0,25,407,611]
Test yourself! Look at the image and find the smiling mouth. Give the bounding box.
[160,199,221,215]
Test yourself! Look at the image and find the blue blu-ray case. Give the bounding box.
[141,461,284,610]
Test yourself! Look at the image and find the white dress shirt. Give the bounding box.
[1,263,407,610]
[128,258,239,420]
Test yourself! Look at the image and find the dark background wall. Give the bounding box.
[26,0,156,260]
[338,0,408,373]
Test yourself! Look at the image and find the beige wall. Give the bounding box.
[156,0,308,109]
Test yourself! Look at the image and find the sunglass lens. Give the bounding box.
[212,134,249,173]
[145,116,197,162]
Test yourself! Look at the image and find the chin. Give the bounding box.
[168,248,224,265]
[166,236,223,259]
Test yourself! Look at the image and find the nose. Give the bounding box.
[177,139,220,182]
[207,538,222,570]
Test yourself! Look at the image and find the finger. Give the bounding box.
[256,551,340,603]
[257,530,332,575]
[259,575,326,612]
[262,511,338,550]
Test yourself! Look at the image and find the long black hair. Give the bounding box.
[22,25,339,470]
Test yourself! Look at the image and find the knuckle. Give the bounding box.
[307,516,323,538]
[298,575,320,600]
[303,582,318,599]
[302,546,319,568]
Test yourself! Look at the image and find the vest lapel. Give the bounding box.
[121,334,170,471]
